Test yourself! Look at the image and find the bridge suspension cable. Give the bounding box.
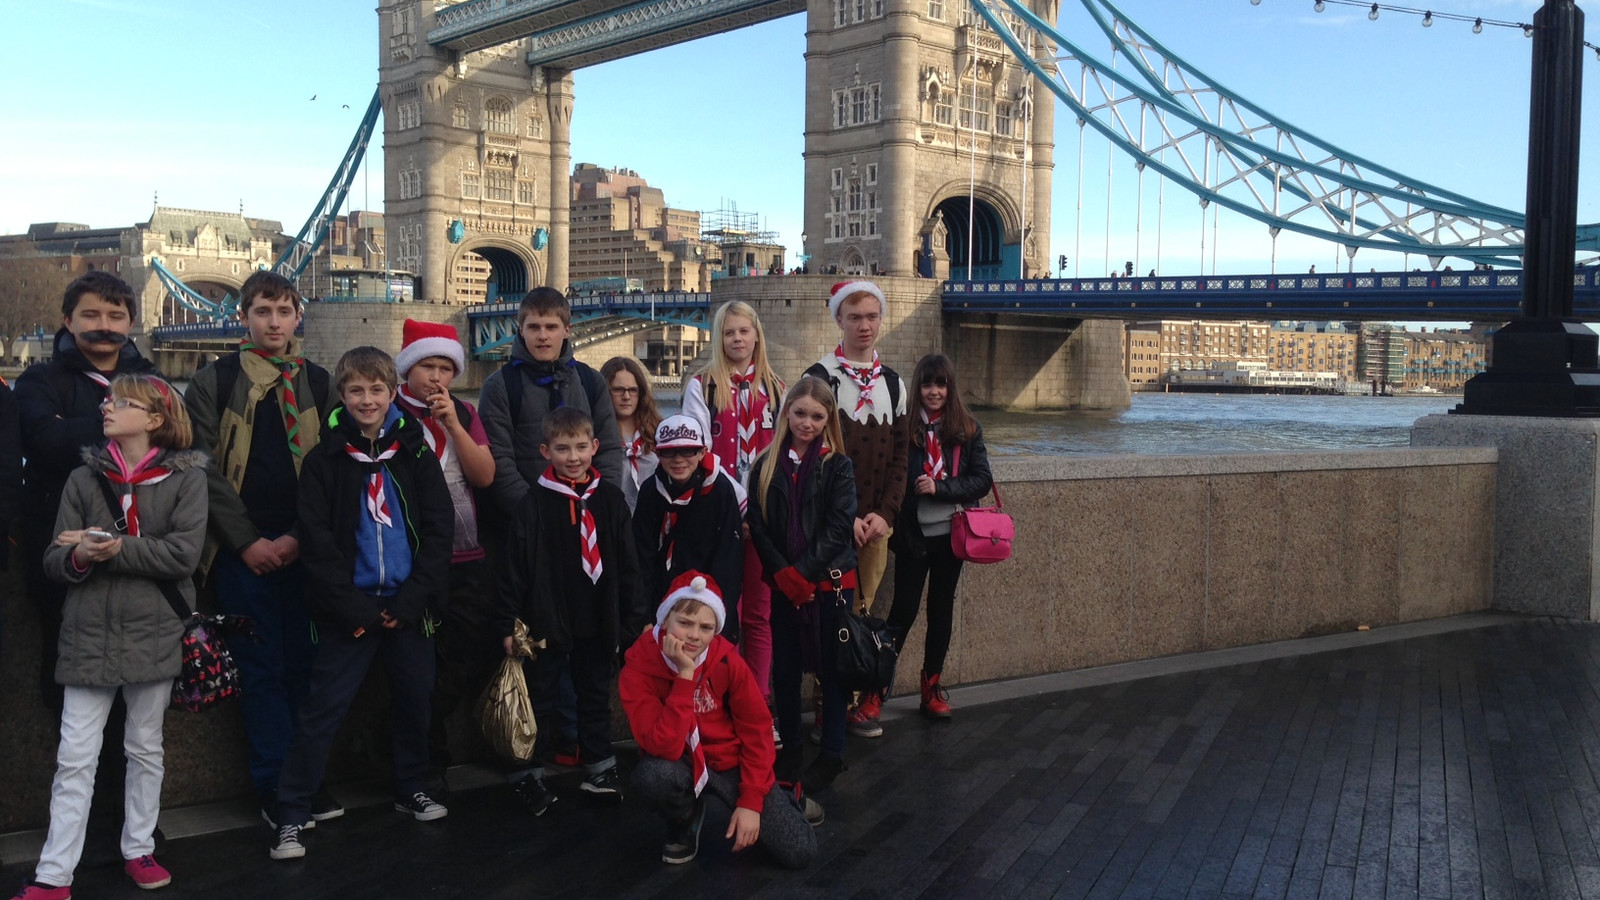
[272,88,383,284]
[970,0,1600,267]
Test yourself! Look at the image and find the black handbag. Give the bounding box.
[826,570,899,694]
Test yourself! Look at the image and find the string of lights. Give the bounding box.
[1249,0,1600,58]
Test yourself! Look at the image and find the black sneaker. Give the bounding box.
[662,799,705,864]
[262,799,315,831]
[801,754,845,794]
[581,767,624,802]
[269,824,305,861]
[394,791,448,822]
[310,787,344,823]
[512,775,556,816]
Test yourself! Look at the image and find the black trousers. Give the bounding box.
[428,558,502,768]
[525,635,616,770]
[887,538,965,676]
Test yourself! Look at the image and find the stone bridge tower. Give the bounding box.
[803,0,1056,279]
[379,0,573,302]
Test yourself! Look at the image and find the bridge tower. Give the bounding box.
[803,0,1056,278]
[378,0,573,302]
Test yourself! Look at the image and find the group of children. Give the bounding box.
[10,272,994,897]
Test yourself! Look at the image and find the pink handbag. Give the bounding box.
[950,483,1013,564]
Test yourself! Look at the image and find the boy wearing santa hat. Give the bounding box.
[391,319,500,787]
[621,572,820,868]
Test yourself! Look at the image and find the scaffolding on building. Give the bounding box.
[699,200,777,247]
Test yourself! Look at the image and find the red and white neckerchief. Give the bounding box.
[538,467,604,584]
[103,444,171,536]
[345,440,402,527]
[833,345,882,417]
[922,410,945,480]
[729,365,762,471]
[624,429,647,479]
[84,371,111,392]
[653,456,717,568]
[655,630,711,795]
[396,385,450,463]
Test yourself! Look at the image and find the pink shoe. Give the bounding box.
[124,855,172,890]
[10,884,70,900]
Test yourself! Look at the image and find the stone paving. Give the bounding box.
[6,614,1600,899]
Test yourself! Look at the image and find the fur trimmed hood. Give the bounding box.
[78,445,210,472]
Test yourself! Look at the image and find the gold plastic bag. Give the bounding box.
[477,619,542,763]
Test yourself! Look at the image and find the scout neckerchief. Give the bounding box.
[538,466,603,583]
[242,341,305,458]
[654,629,711,796]
[396,385,449,463]
[344,438,402,528]
[624,429,647,481]
[652,455,716,569]
[833,344,882,417]
[922,409,945,480]
[102,444,171,536]
[729,365,762,473]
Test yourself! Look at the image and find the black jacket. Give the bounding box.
[632,464,745,639]
[496,471,645,652]
[890,423,995,560]
[296,406,453,635]
[747,450,858,584]
[0,383,21,570]
[15,329,159,536]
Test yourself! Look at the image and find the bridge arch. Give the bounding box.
[450,238,539,305]
[164,274,243,326]
[931,193,1010,281]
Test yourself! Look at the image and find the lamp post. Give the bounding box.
[1456,0,1598,415]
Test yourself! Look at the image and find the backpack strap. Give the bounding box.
[93,472,189,621]
[503,360,526,424]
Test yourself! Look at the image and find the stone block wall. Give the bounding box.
[302,301,468,374]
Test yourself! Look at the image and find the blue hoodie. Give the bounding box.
[351,404,414,597]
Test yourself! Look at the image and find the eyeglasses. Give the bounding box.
[609,386,640,397]
[657,447,703,459]
[101,397,150,412]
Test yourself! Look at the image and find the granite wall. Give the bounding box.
[0,447,1495,831]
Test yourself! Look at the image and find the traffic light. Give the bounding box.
[1058,254,1069,273]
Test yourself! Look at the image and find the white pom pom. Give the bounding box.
[691,576,706,591]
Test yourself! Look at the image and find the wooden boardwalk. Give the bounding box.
[9,616,1600,899]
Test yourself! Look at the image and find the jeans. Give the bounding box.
[632,754,818,869]
[212,544,314,796]
[35,682,168,887]
[277,623,436,826]
[738,539,773,700]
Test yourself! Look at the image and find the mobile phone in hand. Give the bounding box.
[85,530,115,543]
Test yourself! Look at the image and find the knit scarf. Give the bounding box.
[654,632,710,796]
[652,456,716,569]
[396,385,449,462]
[922,410,945,480]
[345,440,402,527]
[834,345,882,418]
[729,365,762,472]
[102,444,170,536]
[242,341,305,458]
[538,467,603,584]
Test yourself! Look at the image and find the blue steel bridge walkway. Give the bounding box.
[9,611,1600,898]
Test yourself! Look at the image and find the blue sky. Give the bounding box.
[2,0,1593,279]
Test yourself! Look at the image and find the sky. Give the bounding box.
[2,0,1595,281]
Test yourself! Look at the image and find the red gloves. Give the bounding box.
[774,566,814,607]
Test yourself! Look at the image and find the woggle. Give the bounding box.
[78,330,129,346]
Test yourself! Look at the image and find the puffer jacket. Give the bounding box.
[44,446,209,687]
[746,448,858,583]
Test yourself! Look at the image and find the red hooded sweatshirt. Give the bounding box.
[620,628,776,812]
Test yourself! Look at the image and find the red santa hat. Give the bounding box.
[828,280,886,320]
[655,571,726,633]
[395,318,465,377]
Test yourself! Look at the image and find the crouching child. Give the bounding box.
[620,572,820,868]
[269,347,454,861]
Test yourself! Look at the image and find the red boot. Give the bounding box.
[920,671,951,719]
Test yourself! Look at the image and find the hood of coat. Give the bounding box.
[79,445,209,473]
[53,325,154,374]
[324,402,425,457]
[509,330,575,370]
[623,624,734,687]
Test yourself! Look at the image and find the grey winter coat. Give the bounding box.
[44,447,209,687]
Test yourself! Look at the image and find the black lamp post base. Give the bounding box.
[1455,319,1600,417]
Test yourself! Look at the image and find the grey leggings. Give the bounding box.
[631,754,818,869]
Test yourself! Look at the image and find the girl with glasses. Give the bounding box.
[600,356,661,513]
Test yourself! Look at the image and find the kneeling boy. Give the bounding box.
[270,347,454,861]
[620,572,819,868]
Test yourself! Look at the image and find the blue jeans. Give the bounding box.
[212,544,314,796]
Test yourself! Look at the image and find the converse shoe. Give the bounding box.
[269,824,305,860]
[855,691,884,721]
[581,766,624,802]
[772,716,784,750]
[395,791,448,822]
[310,787,345,822]
[512,775,556,816]
[11,883,71,900]
[123,855,171,890]
[661,799,706,865]
[846,704,884,738]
